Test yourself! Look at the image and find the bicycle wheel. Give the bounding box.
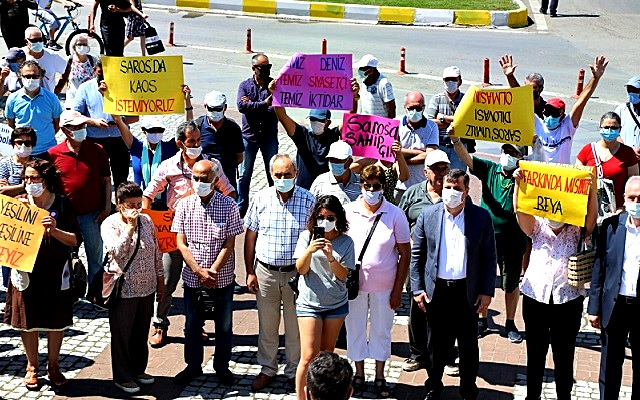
[65,29,105,57]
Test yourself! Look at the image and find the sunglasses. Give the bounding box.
[317,215,336,222]
[406,106,423,111]
[429,165,450,174]
[14,139,33,146]
[362,182,383,191]
[22,74,40,79]
[145,128,165,134]
[206,105,224,112]
[28,37,44,43]
[254,64,272,69]
[543,109,562,118]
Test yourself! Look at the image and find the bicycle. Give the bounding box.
[34,4,105,57]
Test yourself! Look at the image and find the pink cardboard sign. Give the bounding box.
[341,113,399,162]
[273,53,353,111]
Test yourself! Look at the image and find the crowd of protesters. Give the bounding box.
[0,22,639,400]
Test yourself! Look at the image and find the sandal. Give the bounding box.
[47,365,67,387]
[352,375,365,392]
[374,378,391,399]
[24,365,39,390]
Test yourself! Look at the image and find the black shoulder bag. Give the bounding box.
[346,213,382,300]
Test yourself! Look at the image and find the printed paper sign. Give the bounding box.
[273,53,353,110]
[341,113,399,162]
[102,55,185,115]
[517,161,594,226]
[0,194,47,272]
[142,209,177,253]
[0,124,13,156]
[453,85,535,146]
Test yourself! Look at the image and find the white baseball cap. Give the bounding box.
[442,66,461,79]
[424,149,450,167]
[326,140,353,160]
[203,90,227,107]
[140,115,166,130]
[355,54,378,69]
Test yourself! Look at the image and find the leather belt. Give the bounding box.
[436,278,466,287]
[618,295,637,305]
[258,259,296,273]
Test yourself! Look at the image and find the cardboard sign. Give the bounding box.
[341,113,399,162]
[0,124,13,156]
[142,209,177,253]
[452,85,535,146]
[517,161,594,226]
[102,56,185,115]
[273,53,353,111]
[0,194,47,272]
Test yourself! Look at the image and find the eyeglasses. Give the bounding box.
[28,37,44,43]
[14,139,32,146]
[601,126,621,130]
[24,175,42,182]
[316,215,336,222]
[206,105,224,112]
[443,77,458,82]
[192,176,211,183]
[64,124,86,131]
[22,74,40,79]
[429,165,450,174]
[362,182,383,191]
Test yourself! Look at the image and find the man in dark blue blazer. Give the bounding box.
[588,176,640,400]
[410,169,497,400]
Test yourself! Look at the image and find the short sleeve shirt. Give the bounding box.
[396,116,439,190]
[576,142,638,208]
[291,122,341,189]
[23,48,67,93]
[615,103,640,150]
[198,116,245,184]
[535,114,577,164]
[172,192,244,289]
[294,230,355,312]
[360,74,394,117]
[471,156,519,233]
[309,171,361,205]
[426,91,464,137]
[398,181,439,233]
[344,198,411,292]
[0,156,26,185]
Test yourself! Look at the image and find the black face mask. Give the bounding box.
[533,91,541,100]
[256,66,271,79]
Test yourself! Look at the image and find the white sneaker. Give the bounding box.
[444,364,459,376]
[115,381,140,393]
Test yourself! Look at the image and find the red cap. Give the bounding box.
[545,97,566,110]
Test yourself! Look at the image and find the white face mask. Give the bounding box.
[193,180,213,197]
[361,188,383,205]
[442,187,464,208]
[444,81,459,94]
[310,121,325,136]
[184,146,202,159]
[146,133,163,144]
[23,78,40,91]
[121,207,141,219]
[25,182,44,197]
[317,218,336,232]
[75,45,90,55]
[207,110,224,122]
[499,153,519,170]
[546,219,565,230]
[14,144,33,158]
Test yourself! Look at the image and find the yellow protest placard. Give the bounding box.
[452,85,535,146]
[517,161,594,226]
[0,194,47,272]
[142,209,177,253]
[102,56,185,115]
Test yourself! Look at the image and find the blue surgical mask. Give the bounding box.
[274,178,295,193]
[329,162,346,176]
[626,202,640,218]
[499,153,519,170]
[361,188,383,205]
[406,109,423,123]
[600,128,620,142]
[357,69,366,79]
[30,42,45,53]
[628,93,640,105]
[8,62,19,73]
[72,128,87,142]
[544,115,561,130]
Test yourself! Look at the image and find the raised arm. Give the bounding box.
[268,80,296,136]
[112,114,134,148]
[571,55,608,128]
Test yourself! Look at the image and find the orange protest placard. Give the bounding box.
[142,209,177,253]
[0,194,47,272]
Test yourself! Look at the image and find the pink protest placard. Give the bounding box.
[273,53,353,111]
[341,113,399,163]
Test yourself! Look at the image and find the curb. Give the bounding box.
[146,0,529,28]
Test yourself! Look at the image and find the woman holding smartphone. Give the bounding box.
[293,194,355,400]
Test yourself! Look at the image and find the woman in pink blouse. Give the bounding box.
[513,170,597,400]
[101,182,165,394]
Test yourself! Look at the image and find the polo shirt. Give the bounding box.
[48,140,110,215]
[291,122,341,189]
[396,116,439,190]
[309,170,360,205]
[359,73,394,117]
[471,156,518,234]
[398,181,439,233]
[426,90,465,137]
[74,79,120,139]
[197,115,245,187]
[5,87,62,154]
[615,102,640,150]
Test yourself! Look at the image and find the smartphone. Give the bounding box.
[313,226,325,240]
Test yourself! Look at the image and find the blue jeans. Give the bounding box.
[237,137,278,217]
[439,144,468,172]
[183,283,234,373]
[77,211,104,284]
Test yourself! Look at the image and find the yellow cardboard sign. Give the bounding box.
[0,194,47,272]
[517,161,594,226]
[452,85,535,146]
[142,209,177,253]
[102,56,185,115]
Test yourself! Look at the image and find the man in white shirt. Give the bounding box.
[355,54,395,118]
[22,26,69,94]
[588,176,640,400]
[615,76,640,160]
[410,169,496,400]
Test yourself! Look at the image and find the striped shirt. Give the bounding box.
[426,90,464,137]
[171,192,244,288]
[244,186,315,266]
